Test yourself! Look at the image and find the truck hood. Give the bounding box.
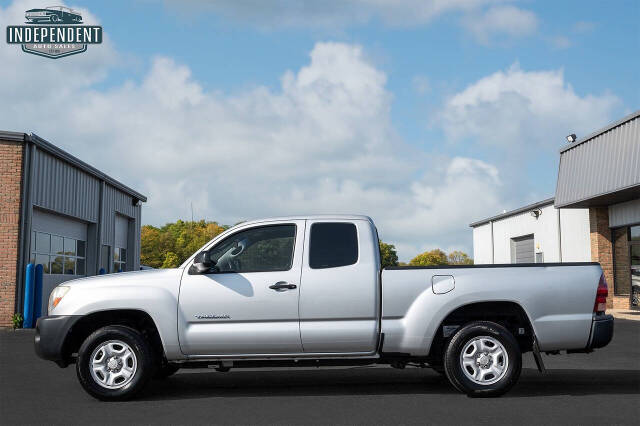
[50,268,185,317]
[61,268,184,289]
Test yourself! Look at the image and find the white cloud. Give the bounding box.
[163,0,506,28]
[1,1,622,262]
[0,3,504,261]
[460,5,538,45]
[440,63,620,148]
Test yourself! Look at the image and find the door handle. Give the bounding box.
[269,281,297,290]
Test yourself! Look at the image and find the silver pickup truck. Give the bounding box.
[35,215,614,400]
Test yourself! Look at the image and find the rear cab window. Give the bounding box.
[309,222,358,269]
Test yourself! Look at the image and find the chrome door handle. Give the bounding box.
[269,281,297,290]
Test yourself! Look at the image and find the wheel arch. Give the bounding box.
[427,301,535,363]
[62,309,165,364]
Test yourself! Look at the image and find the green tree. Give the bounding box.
[409,249,448,266]
[141,220,229,268]
[379,241,398,268]
[448,250,473,265]
[161,251,180,268]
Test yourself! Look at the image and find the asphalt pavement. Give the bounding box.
[1,319,639,425]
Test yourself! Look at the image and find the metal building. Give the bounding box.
[556,111,640,209]
[470,198,591,265]
[470,110,639,309]
[0,131,146,326]
[556,110,639,309]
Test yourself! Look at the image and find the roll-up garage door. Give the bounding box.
[31,209,88,315]
[114,214,129,272]
[511,234,534,264]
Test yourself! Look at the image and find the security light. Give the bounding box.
[531,209,542,219]
[566,133,577,143]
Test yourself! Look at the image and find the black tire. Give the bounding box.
[443,321,521,397]
[76,326,155,401]
[154,363,180,379]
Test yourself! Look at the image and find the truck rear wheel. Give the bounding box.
[443,321,521,397]
[76,326,155,401]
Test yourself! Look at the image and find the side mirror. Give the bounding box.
[191,251,215,274]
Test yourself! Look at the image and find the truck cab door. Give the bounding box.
[178,220,305,356]
[298,220,380,353]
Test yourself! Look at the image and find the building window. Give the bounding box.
[30,231,86,275]
[114,247,127,272]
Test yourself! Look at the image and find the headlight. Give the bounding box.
[48,286,70,314]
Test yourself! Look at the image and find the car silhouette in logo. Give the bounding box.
[25,6,82,24]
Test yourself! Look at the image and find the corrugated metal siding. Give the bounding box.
[29,147,142,271]
[31,150,100,222]
[556,115,640,207]
[101,184,138,245]
[609,199,640,228]
[101,184,141,270]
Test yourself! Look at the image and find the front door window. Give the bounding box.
[208,225,295,273]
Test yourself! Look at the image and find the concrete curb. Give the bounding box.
[609,309,640,321]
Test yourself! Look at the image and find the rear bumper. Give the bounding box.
[587,314,614,350]
[34,315,81,367]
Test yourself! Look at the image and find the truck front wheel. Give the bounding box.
[76,326,155,401]
[443,321,521,397]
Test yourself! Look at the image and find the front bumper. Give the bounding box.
[34,315,81,367]
[587,314,614,350]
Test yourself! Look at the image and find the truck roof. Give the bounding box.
[180,214,375,269]
[240,214,374,226]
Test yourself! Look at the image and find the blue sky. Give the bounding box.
[1,0,638,259]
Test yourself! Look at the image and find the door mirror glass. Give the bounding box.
[191,251,215,274]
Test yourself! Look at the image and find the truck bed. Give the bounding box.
[380,262,603,356]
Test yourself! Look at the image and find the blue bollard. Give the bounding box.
[99,268,106,275]
[23,264,35,328]
[34,264,44,320]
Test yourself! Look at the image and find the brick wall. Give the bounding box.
[0,141,23,327]
[613,228,631,295]
[589,207,615,308]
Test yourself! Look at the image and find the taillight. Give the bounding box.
[594,274,608,314]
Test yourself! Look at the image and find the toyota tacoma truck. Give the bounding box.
[34,215,614,400]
